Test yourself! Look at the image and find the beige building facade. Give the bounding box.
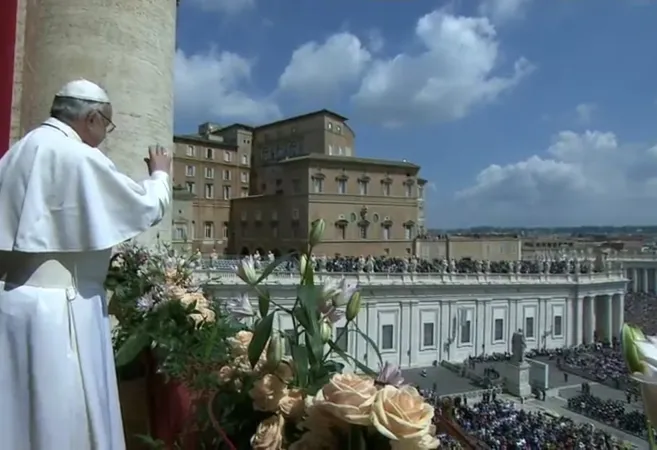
[171,123,253,254]
[414,236,523,261]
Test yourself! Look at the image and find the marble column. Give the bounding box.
[602,295,612,341]
[19,0,177,244]
[633,268,639,292]
[583,296,595,344]
[575,296,584,346]
[611,293,624,339]
[644,269,650,293]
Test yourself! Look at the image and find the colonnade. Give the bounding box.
[627,267,657,293]
[572,293,624,344]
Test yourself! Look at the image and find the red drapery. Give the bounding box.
[0,0,18,158]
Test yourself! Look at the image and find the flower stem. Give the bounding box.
[648,420,657,450]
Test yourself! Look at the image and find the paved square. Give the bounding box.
[402,366,480,395]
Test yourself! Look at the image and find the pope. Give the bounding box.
[0,79,171,449]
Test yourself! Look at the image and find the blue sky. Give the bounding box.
[174,0,657,229]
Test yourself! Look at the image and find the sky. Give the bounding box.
[174,0,657,229]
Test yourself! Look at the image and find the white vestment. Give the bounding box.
[0,118,171,450]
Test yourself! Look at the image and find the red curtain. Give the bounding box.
[0,0,18,158]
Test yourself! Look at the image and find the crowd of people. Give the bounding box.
[203,252,608,275]
[450,399,627,449]
[625,291,657,335]
[567,393,651,440]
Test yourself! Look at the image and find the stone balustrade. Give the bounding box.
[194,269,627,286]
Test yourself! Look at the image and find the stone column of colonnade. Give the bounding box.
[577,294,622,344]
[19,0,177,244]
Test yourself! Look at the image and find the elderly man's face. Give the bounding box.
[83,103,114,148]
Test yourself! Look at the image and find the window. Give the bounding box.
[381,324,394,350]
[336,125,342,133]
[223,186,232,200]
[223,151,232,162]
[292,209,300,220]
[418,186,424,198]
[203,222,214,239]
[383,227,390,240]
[205,148,213,159]
[190,221,195,239]
[241,188,249,198]
[174,226,185,240]
[186,145,194,157]
[185,165,195,176]
[204,167,214,179]
[494,318,504,342]
[222,225,228,239]
[358,180,369,195]
[338,226,346,240]
[312,177,324,193]
[272,226,278,238]
[554,315,563,337]
[185,182,196,194]
[359,225,368,239]
[241,154,248,165]
[460,311,472,344]
[382,183,391,196]
[204,183,214,199]
[240,171,249,183]
[422,322,435,347]
[292,179,301,193]
[336,327,348,352]
[328,144,334,155]
[337,179,347,194]
[405,184,413,198]
[404,226,413,240]
[223,170,231,181]
[525,317,535,338]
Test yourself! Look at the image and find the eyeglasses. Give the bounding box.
[97,110,116,133]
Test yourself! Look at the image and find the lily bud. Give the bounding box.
[235,256,258,285]
[299,254,308,277]
[267,333,283,368]
[320,320,332,343]
[346,291,362,322]
[309,219,326,247]
[621,323,645,374]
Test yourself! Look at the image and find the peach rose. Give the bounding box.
[250,414,284,450]
[250,373,288,412]
[371,385,435,445]
[301,401,348,438]
[229,331,254,356]
[216,365,234,384]
[313,373,376,425]
[278,388,304,420]
[274,360,295,383]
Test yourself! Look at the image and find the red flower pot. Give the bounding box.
[143,354,198,450]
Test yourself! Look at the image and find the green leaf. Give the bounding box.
[248,312,275,368]
[297,285,324,364]
[258,291,270,318]
[327,341,376,376]
[290,343,310,387]
[301,254,315,286]
[115,331,150,367]
[347,425,368,450]
[256,253,295,284]
[349,326,384,367]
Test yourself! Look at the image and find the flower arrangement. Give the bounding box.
[621,323,657,448]
[209,219,441,450]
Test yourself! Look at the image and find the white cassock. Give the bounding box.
[0,117,171,450]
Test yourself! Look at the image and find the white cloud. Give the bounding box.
[174,49,281,123]
[478,0,532,24]
[455,130,657,226]
[351,10,534,127]
[575,102,597,124]
[277,33,372,97]
[189,0,255,14]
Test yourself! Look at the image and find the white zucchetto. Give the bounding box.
[55,79,110,103]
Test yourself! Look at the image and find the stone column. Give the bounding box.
[611,293,623,339]
[633,268,639,292]
[575,296,583,346]
[644,269,650,293]
[603,295,613,341]
[19,0,176,245]
[583,296,595,344]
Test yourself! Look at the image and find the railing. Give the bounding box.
[194,269,627,285]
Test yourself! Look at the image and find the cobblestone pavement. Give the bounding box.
[403,366,482,396]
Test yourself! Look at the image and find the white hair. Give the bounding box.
[50,96,107,122]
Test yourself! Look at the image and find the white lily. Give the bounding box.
[226,292,255,321]
[234,255,258,285]
[332,278,358,308]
